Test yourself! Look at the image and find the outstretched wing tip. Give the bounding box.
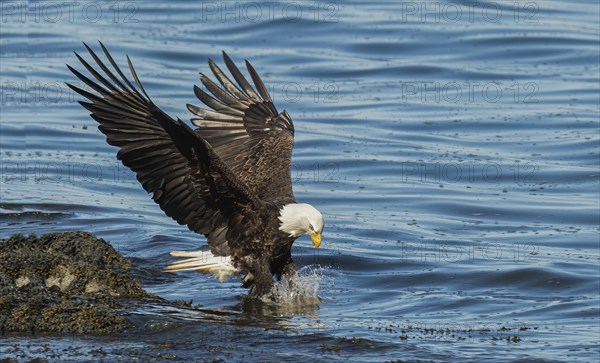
[69,43,266,234]
[126,55,152,101]
[192,51,294,134]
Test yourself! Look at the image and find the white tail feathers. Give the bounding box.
[165,250,238,282]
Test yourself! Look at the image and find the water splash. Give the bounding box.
[266,266,325,307]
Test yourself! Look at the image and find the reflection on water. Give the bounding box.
[1,0,599,361]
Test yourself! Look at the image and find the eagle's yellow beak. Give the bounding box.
[310,231,322,248]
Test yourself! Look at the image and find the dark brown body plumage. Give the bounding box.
[67,42,300,296]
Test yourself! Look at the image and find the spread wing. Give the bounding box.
[188,52,296,203]
[66,42,262,253]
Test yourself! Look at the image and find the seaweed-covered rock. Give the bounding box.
[0,231,157,335]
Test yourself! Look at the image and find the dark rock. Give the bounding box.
[0,231,159,335]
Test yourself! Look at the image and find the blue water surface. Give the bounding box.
[1,1,599,362]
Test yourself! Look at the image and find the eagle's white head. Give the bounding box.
[278,203,324,248]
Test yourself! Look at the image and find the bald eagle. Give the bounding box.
[67,43,324,297]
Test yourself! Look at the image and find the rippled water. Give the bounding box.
[1,0,599,361]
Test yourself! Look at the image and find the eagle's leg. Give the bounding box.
[278,259,300,292]
[249,274,273,297]
[280,261,297,281]
[273,251,295,281]
[248,262,274,297]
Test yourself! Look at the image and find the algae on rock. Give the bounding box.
[0,231,157,335]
